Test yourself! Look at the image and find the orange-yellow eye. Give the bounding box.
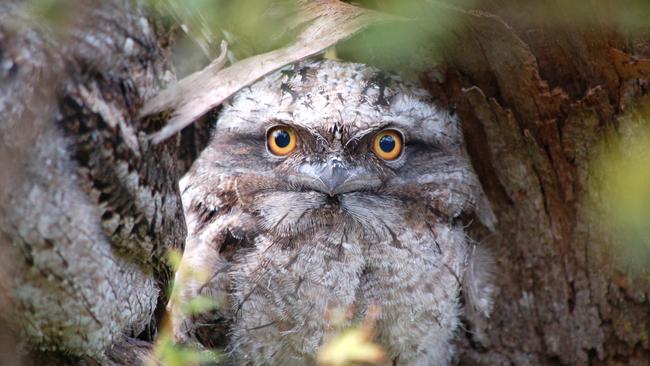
[267,126,298,156]
[372,129,403,161]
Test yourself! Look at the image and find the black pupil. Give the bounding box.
[274,130,291,148]
[379,135,396,152]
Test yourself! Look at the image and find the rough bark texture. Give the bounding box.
[2,0,649,365]
[0,1,184,363]
[419,3,650,365]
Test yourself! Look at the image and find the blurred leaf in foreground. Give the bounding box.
[150,249,223,365]
[151,0,299,60]
[337,0,477,73]
[592,100,650,274]
[167,248,183,272]
[317,327,386,366]
[148,333,221,366]
[181,295,220,316]
[317,306,386,366]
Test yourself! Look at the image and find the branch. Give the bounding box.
[141,0,398,144]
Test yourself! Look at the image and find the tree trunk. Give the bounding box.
[425,2,650,365]
[0,1,184,363]
[1,0,649,365]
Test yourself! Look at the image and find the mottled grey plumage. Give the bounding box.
[172,59,496,365]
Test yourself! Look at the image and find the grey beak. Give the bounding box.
[291,159,382,196]
[318,163,352,196]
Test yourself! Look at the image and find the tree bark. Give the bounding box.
[423,2,650,365]
[0,1,184,363]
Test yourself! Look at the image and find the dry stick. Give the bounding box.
[141,0,398,144]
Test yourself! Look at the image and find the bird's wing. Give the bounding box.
[169,170,256,347]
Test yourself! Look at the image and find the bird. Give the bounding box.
[170,58,497,365]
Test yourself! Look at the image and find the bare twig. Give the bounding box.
[141,0,397,144]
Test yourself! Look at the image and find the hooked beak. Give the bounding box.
[291,159,382,196]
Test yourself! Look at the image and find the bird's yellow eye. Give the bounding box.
[372,129,403,161]
[267,126,298,156]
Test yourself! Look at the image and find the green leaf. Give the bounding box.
[181,295,220,315]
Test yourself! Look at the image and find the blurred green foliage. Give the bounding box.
[593,102,650,274]
[182,295,221,316]
[331,0,479,73]
[149,250,222,365]
[148,334,221,366]
[317,306,386,366]
[618,0,650,29]
[317,326,386,366]
[149,0,298,59]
